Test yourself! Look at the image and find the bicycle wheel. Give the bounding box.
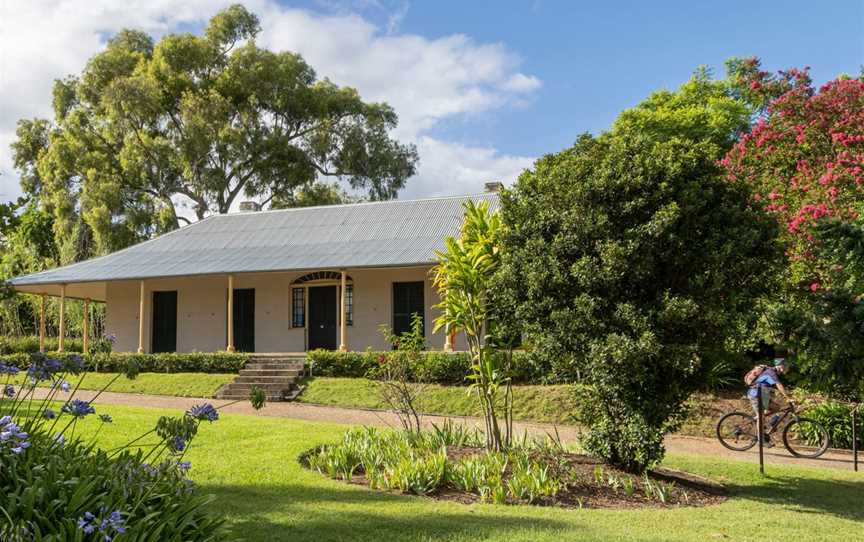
[716,412,758,451]
[783,418,830,458]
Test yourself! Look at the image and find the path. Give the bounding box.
[33,388,860,472]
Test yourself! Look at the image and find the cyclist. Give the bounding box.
[746,356,791,446]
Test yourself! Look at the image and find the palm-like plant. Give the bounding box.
[432,200,508,450]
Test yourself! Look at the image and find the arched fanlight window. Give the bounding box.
[291,271,353,284]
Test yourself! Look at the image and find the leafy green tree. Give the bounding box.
[11,4,417,255]
[781,216,864,400]
[496,132,780,471]
[613,66,752,152]
[270,182,357,209]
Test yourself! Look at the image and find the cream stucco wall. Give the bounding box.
[105,267,467,353]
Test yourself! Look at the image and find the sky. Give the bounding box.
[0,0,862,204]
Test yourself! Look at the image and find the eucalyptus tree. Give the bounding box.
[12,4,417,256]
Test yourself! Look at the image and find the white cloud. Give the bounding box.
[403,136,533,198]
[0,0,540,202]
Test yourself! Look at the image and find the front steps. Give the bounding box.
[215,354,306,402]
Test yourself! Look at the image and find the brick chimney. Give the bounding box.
[484,181,504,193]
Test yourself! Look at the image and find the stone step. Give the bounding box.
[243,362,305,371]
[217,393,286,401]
[232,375,299,385]
[238,369,303,377]
[215,354,309,402]
[221,382,297,392]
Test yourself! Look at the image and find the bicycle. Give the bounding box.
[716,401,830,459]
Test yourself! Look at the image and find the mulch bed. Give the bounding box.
[304,445,727,509]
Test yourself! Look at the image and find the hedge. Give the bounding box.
[0,336,84,354]
[307,349,555,385]
[1,351,250,374]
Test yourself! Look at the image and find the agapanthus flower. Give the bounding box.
[178,460,192,472]
[55,379,71,392]
[0,362,19,375]
[26,355,62,382]
[99,414,113,424]
[78,509,125,541]
[170,435,187,453]
[3,384,14,398]
[66,354,86,373]
[0,416,30,454]
[77,512,96,534]
[43,409,57,420]
[186,403,219,422]
[61,399,95,418]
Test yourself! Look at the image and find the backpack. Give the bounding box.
[744,365,767,386]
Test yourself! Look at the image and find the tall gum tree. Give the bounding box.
[11,4,418,256]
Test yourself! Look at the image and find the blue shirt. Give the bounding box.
[748,368,779,398]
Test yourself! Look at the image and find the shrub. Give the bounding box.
[798,400,863,450]
[1,351,249,374]
[0,335,83,354]
[308,349,552,385]
[496,132,779,471]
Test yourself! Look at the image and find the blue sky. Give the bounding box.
[361,0,864,157]
[1,1,862,201]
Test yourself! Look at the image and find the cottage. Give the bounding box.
[8,192,500,354]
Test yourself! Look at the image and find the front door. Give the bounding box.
[152,291,177,353]
[233,288,255,352]
[308,286,337,350]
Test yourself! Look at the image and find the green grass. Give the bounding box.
[62,402,862,542]
[11,372,234,398]
[298,377,577,424]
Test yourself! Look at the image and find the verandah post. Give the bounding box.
[39,293,46,353]
[58,284,66,352]
[227,274,235,352]
[137,280,145,353]
[83,297,90,354]
[339,270,347,352]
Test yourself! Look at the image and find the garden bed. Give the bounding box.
[300,427,726,510]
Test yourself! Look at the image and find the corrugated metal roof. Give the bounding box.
[8,193,499,286]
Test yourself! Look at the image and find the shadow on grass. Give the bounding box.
[205,482,571,542]
[727,474,864,521]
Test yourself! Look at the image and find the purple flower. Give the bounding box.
[61,399,95,418]
[170,435,186,453]
[99,414,113,424]
[3,384,14,398]
[55,379,71,392]
[0,416,30,454]
[43,409,57,420]
[78,509,125,540]
[186,403,219,423]
[66,354,86,373]
[26,354,62,381]
[77,511,96,534]
[178,460,192,472]
[0,362,19,375]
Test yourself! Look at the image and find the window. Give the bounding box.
[392,281,424,336]
[292,287,305,327]
[345,285,353,326]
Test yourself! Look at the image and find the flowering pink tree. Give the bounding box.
[723,58,864,287]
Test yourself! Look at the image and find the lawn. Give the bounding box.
[66,402,862,542]
[11,372,234,398]
[298,377,577,424]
